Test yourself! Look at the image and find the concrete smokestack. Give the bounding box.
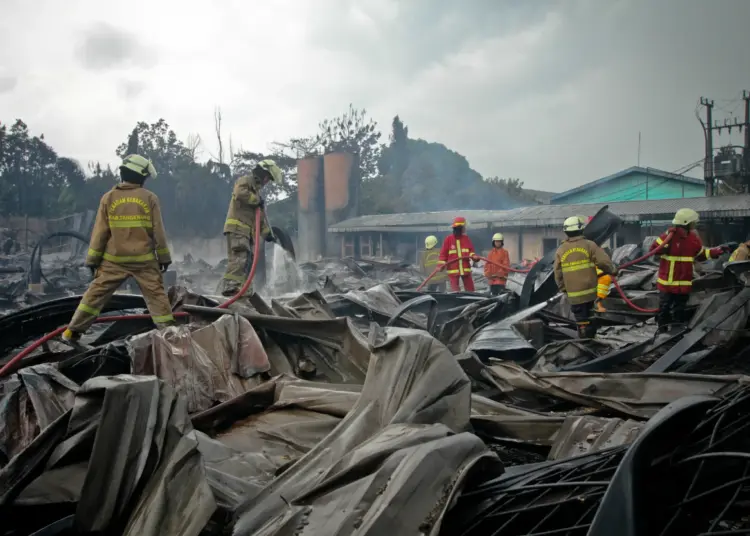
[297,156,326,261]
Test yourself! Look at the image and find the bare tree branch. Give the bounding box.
[185,133,202,161]
[214,106,224,165]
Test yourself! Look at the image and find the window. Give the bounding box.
[542,238,559,255]
[342,236,355,258]
[360,236,372,257]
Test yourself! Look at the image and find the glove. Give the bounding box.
[724,242,739,253]
[265,233,276,243]
[258,198,265,209]
[160,262,171,273]
[86,265,97,277]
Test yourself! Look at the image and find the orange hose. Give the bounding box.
[417,255,536,291]
[0,209,265,378]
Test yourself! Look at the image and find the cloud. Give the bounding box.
[76,23,151,71]
[0,75,17,94]
[118,80,145,100]
[0,0,747,192]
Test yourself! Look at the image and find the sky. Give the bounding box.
[1,0,749,192]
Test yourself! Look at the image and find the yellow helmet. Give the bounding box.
[492,233,504,242]
[257,159,283,185]
[672,208,699,226]
[563,215,586,232]
[120,154,157,179]
[425,235,438,249]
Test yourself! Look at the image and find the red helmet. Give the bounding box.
[452,216,467,228]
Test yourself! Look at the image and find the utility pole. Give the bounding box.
[700,97,715,196]
[743,90,749,191]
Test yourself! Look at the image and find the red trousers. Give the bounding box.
[449,274,475,292]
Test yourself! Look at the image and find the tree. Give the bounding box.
[0,119,64,217]
[126,128,139,155]
[315,104,382,179]
[114,119,232,237]
[231,150,298,201]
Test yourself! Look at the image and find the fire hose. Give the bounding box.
[608,235,672,314]
[418,235,677,314]
[417,256,535,292]
[0,210,265,378]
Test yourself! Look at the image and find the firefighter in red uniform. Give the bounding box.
[439,216,478,292]
[649,208,731,332]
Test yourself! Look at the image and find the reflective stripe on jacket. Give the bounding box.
[596,268,612,299]
[420,248,448,282]
[554,236,616,305]
[484,247,510,285]
[224,173,271,238]
[86,182,171,266]
[439,234,476,276]
[649,227,723,295]
[729,242,750,263]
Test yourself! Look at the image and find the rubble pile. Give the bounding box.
[2,234,750,534]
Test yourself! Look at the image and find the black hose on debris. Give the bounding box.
[27,231,90,289]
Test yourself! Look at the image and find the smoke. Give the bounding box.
[398,139,536,213]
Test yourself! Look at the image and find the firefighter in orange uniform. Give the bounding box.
[62,154,175,345]
[484,232,510,295]
[594,268,612,313]
[439,216,478,292]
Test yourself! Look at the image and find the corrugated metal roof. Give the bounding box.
[550,166,704,202]
[330,195,750,233]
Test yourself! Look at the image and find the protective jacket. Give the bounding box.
[484,247,510,285]
[420,248,448,282]
[554,236,616,305]
[649,227,723,294]
[439,234,476,276]
[729,241,750,263]
[86,182,171,267]
[224,174,271,239]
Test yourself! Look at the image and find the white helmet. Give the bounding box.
[120,154,157,179]
[672,208,699,226]
[492,233,504,241]
[563,215,586,232]
[425,235,438,249]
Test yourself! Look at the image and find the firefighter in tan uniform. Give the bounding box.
[728,240,750,263]
[553,215,617,339]
[221,159,283,296]
[62,154,175,344]
[419,235,447,291]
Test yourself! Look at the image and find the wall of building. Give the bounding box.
[552,172,705,204]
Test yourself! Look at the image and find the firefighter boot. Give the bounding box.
[584,324,598,339]
[61,328,88,351]
[577,323,589,339]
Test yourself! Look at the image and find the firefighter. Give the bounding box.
[649,208,730,332]
[728,239,750,262]
[62,154,174,345]
[554,215,617,338]
[485,232,510,296]
[594,268,612,313]
[221,159,283,296]
[420,235,447,291]
[439,216,478,292]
